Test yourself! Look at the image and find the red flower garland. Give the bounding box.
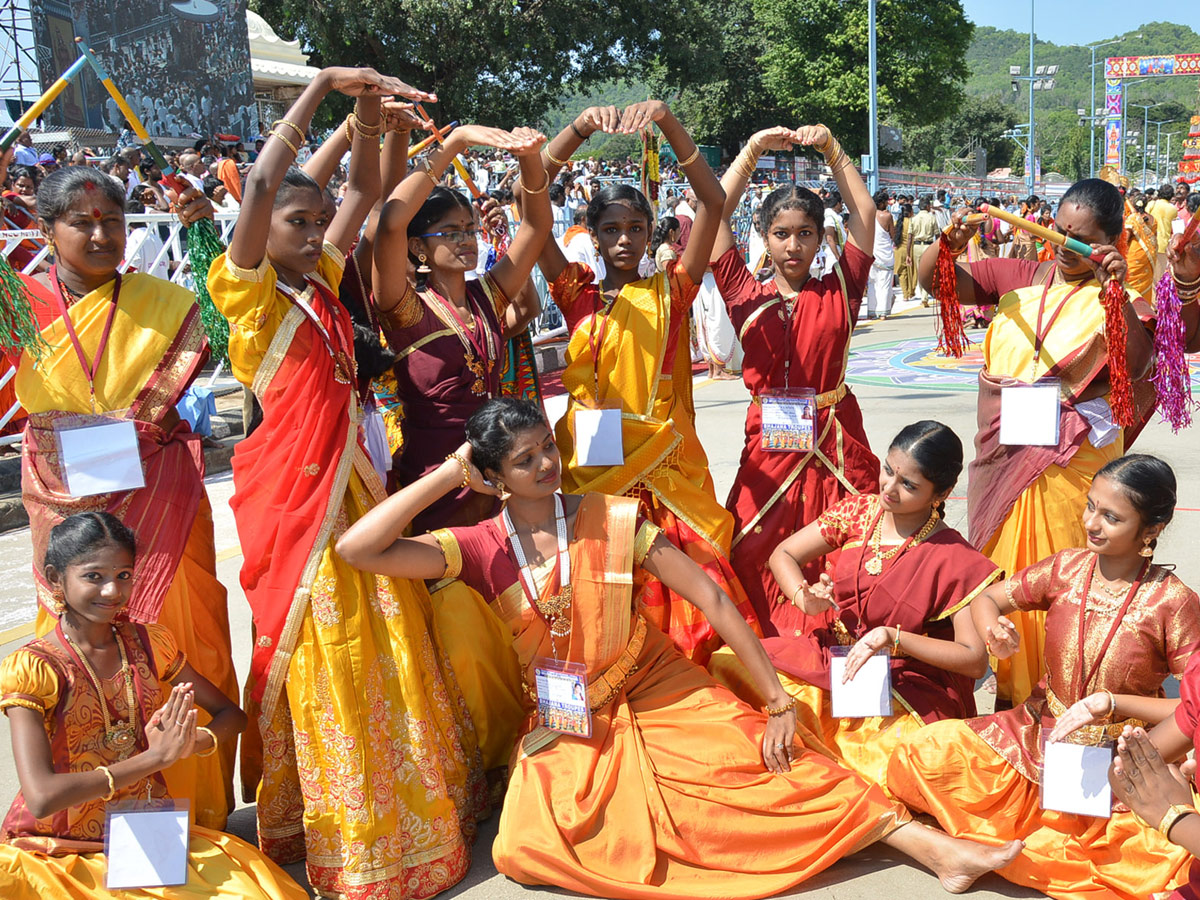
[1102,276,1135,427]
[932,233,970,357]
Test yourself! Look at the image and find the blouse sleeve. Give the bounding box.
[634,518,664,567]
[816,494,871,548]
[430,528,461,580]
[1161,583,1200,676]
[0,649,60,716]
[481,272,512,321]
[376,281,423,331]
[1174,651,1200,738]
[826,241,872,321]
[709,245,763,334]
[967,257,1042,305]
[549,262,597,315]
[143,624,187,683]
[666,259,699,314]
[1005,551,1062,612]
[206,250,290,386]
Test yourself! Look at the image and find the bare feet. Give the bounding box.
[931,834,1024,894]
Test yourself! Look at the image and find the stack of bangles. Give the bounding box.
[733,143,762,180]
[816,127,850,172]
[269,118,306,156]
[1174,267,1200,303]
[343,112,383,144]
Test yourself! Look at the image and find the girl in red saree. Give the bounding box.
[206,67,488,898]
[535,100,758,665]
[706,124,879,635]
[888,454,1200,900]
[336,396,1023,900]
[709,421,999,795]
[0,512,304,899]
[920,178,1160,706]
[9,166,237,830]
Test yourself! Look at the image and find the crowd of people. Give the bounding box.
[2,61,1200,900]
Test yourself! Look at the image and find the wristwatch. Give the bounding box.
[1158,803,1196,841]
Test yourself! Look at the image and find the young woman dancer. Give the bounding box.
[888,455,1200,899]
[535,101,758,665]
[206,67,487,897]
[335,396,1023,899]
[0,513,304,899]
[706,124,878,634]
[709,421,999,796]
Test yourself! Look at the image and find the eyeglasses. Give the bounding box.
[418,228,484,244]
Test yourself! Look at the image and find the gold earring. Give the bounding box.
[494,480,506,495]
[417,252,431,275]
[50,589,65,616]
[1140,536,1154,558]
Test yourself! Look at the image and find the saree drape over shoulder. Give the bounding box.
[709,243,879,637]
[0,623,305,900]
[434,493,908,900]
[11,272,236,830]
[1169,654,1200,900]
[710,493,999,793]
[964,259,1154,703]
[551,261,758,665]
[207,245,487,899]
[888,549,1200,900]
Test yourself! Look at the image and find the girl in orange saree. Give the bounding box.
[0,512,304,899]
[535,100,758,665]
[9,166,237,830]
[709,421,999,795]
[336,396,1024,900]
[888,455,1200,900]
[206,67,487,898]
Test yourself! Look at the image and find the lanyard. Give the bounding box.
[587,284,614,403]
[433,287,494,366]
[50,265,122,413]
[1028,280,1083,381]
[277,278,353,379]
[1073,556,1148,698]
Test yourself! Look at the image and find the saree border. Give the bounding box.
[932,566,1003,621]
[251,305,306,398]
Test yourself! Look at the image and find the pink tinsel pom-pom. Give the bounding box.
[1152,271,1194,433]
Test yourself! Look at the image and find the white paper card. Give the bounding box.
[574,407,624,466]
[999,383,1060,446]
[104,806,190,889]
[830,646,892,718]
[1041,740,1113,818]
[58,420,145,497]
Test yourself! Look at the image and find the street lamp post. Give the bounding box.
[1087,37,1124,178]
[1127,102,1155,188]
[1148,119,1167,183]
[1165,130,1183,181]
[867,0,878,194]
[1027,1,1035,193]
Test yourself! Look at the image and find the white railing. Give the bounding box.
[0,211,240,442]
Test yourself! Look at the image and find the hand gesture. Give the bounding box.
[165,183,214,227]
[1167,226,1200,285]
[380,99,428,133]
[508,126,548,158]
[1083,242,1127,287]
[985,615,1020,659]
[1047,691,1113,743]
[618,100,669,134]
[143,682,198,769]
[941,207,982,252]
[843,626,891,683]
[451,441,502,497]
[785,573,835,611]
[321,66,436,103]
[749,127,802,156]
[574,106,622,139]
[452,125,535,154]
[477,196,507,236]
[761,702,796,774]
[1110,726,1194,827]
[791,125,832,151]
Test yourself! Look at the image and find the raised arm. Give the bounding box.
[230,67,434,271]
[619,100,724,284]
[301,117,351,189]
[712,127,801,261]
[798,125,873,255]
[768,521,837,616]
[325,95,383,255]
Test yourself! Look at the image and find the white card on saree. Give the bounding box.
[56,419,145,497]
[1040,739,1113,818]
[999,380,1061,447]
[104,803,189,889]
[573,407,624,466]
[830,646,893,718]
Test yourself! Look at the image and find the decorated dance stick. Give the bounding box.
[961,213,988,226]
[408,122,459,159]
[978,203,1104,262]
[1180,209,1200,247]
[416,106,483,199]
[0,56,89,151]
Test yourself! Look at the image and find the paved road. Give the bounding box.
[3,303,1196,898]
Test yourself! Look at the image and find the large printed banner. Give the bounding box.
[1104,80,1123,167]
[1105,55,1200,79]
[29,0,257,140]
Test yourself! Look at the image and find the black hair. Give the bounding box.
[1059,178,1124,240]
[889,421,963,508]
[1159,183,1176,201]
[45,511,136,573]
[202,176,223,199]
[873,189,889,210]
[651,216,680,249]
[549,183,565,204]
[1188,193,1200,215]
[824,190,843,209]
[918,197,931,211]
[572,205,587,226]
[8,164,38,185]
[756,184,823,236]
[465,397,548,478]
[585,183,653,233]
[36,166,126,225]
[1095,454,1176,536]
[274,166,322,209]
[406,186,475,287]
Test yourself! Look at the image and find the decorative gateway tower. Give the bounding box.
[1181,87,1200,184]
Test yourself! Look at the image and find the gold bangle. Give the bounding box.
[421,157,442,187]
[545,147,570,167]
[268,129,299,157]
[446,452,471,488]
[677,146,701,167]
[1159,803,1196,840]
[273,119,306,142]
[814,125,835,156]
[350,112,383,138]
[1103,690,1117,719]
[736,157,757,180]
[892,624,902,653]
[764,696,797,717]
[195,726,218,758]
[1173,269,1200,290]
[96,765,117,801]
[521,175,550,195]
[344,116,354,146]
[791,583,804,606]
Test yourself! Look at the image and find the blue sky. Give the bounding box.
[960,0,1194,46]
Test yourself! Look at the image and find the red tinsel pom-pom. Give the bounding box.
[932,234,970,357]
[1102,278,1135,427]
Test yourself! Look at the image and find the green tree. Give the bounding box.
[899,95,1019,171]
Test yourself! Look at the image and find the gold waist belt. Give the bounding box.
[752,382,848,410]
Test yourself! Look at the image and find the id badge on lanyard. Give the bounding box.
[829,645,892,718]
[533,658,592,737]
[1039,728,1113,818]
[104,801,190,889]
[54,414,145,497]
[999,377,1061,446]
[760,387,816,452]
[574,296,624,466]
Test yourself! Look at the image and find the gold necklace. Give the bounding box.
[865,505,939,576]
[61,625,139,757]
